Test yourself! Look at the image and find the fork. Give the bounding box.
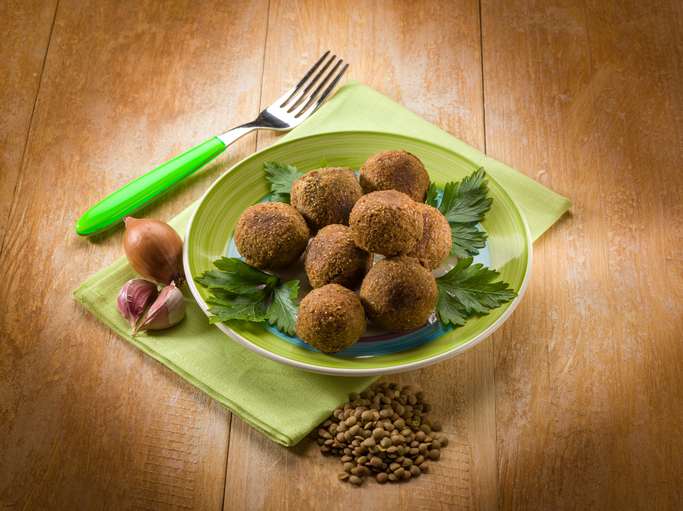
[75,52,348,236]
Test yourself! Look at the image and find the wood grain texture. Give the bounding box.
[0,0,58,252]
[224,1,497,510]
[0,0,270,508]
[3,0,682,509]
[481,0,683,508]
[223,350,493,511]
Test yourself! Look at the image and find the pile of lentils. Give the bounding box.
[309,383,448,485]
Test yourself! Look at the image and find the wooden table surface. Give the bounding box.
[2,0,682,509]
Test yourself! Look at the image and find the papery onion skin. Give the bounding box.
[134,283,186,335]
[124,217,185,286]
[117,279,159,330]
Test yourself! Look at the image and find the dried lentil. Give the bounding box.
[310,383,448,486]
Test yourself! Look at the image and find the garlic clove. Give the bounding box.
[133,282,186,335]
[123,217,186,287]
[118,279,159,330]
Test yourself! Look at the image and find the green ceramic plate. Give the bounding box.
[184,131,532,375]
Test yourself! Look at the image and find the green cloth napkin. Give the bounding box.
[74,80,571,447]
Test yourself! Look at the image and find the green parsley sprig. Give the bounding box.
[435,257,518,326]
[195,257,300,336]
[437,168,492,223]
[264,161,304,204]
[449,224,488,258]
[425,182,439,207]
[427,168,491,258]
[428,169,515,324]
[264,158,328,203]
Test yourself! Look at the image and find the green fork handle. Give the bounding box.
[75,137,227,236]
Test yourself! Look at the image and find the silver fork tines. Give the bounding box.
[280,51,332,108]
[280,53,347,117]
[217,52,348,142]
[286,53,337,112]
[294,59,346,117]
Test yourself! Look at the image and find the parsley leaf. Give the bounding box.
[268,280,300,336]
[206,288,271,323]
[315,157,328,169]
[438,169,492,223]
[425,182,440,207]
[450,224,488,258]
[435,257,517,315]
[269,192,288,203]
[264,161,304,204]
[196,257,299,335]
[196,257,278,294]
[435,287,468,326]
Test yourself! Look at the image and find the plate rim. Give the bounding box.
[183,130,533,376]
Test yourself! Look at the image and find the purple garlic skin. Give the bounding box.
[134,282,186,335]
[118,279,159,330]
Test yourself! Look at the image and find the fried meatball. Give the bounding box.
[305,224,373,290]
[349,190,424,256]
[406,203,452,270]
[233,202,309,271]
[296,284,366,353]
[360,256,438,332]
[359,150,431,202]
[290,167,363,233]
